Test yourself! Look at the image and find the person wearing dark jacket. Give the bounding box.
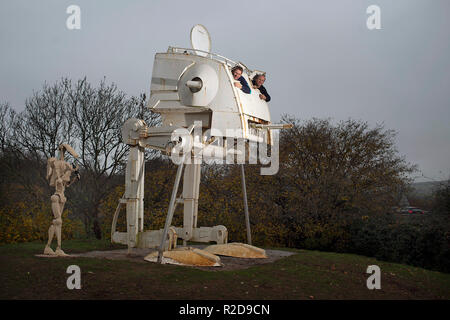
[252,74,271,102]
[231,65,251,94]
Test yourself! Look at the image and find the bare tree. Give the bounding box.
[3,81,76,201]
[5,77,160,238]
[65,78,160,238]
[0,102,17,205]
[0,102,13,153]
[13,80,75,161]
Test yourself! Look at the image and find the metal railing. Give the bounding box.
[167,46,248,71]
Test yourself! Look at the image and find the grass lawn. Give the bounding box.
[0,239,449,300]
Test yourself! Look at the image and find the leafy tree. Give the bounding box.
[276,116,417,218]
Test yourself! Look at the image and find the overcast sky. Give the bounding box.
[1,0,449,182]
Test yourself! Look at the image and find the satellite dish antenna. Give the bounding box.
[190,24,211,57]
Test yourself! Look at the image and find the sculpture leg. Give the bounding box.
[49,195,67,256]
[47,225,55,246]
[44,194,60,255]
[124,146,145,253]
[55,199,68,256]
[182,162,201,246]
[44,225,56,255]
[53,217,67,256]
[56,199,66,248]
[55,218,62,249]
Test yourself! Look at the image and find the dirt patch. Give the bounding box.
[39,245,295,271]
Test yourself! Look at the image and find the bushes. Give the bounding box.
[344,213,450,273]
[252,211,450,273]
[0,201,85,244]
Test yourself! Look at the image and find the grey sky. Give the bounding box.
[1,0,449,182]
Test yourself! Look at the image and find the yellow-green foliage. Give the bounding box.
[0,200,85,244]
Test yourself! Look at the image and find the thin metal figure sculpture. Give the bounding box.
[43,143,80,256]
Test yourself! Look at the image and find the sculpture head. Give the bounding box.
[58,143,79,160]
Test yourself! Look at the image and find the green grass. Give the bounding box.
[0,239,124,256]
[0,240,449,299]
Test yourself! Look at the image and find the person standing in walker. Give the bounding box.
[231,65,251,94]
[252,74,271,102]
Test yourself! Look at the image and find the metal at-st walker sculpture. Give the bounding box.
[111,25,291,266]
[43,143,80,256]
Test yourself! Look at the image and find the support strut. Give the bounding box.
[240,164,252,245]
[157,158,185,263]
